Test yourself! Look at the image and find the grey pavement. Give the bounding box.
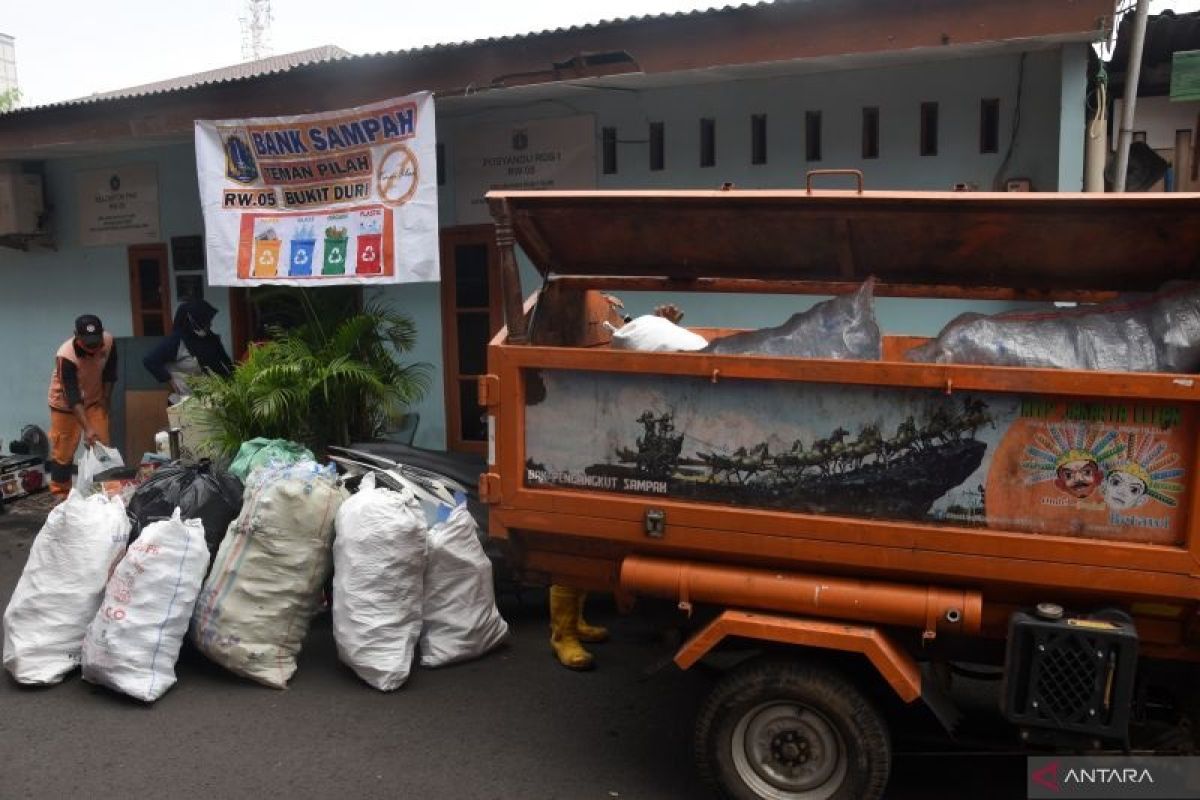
[0,494,1026,800]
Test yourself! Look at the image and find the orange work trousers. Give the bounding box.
[48,405,110,497]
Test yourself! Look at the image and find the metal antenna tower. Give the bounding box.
[239,0,274,62]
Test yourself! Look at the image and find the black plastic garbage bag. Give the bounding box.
[127,461,243,556]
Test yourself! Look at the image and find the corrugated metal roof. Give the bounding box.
[67,44,353,104]
[8,3,767,113]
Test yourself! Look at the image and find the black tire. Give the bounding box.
[694,658,890,800]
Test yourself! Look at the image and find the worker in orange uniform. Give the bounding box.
[46,315,117,497]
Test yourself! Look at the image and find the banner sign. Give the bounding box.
[195,93,438,286]
[78,164,160,246]
[454,115,596,225]
[525,370,1194,546]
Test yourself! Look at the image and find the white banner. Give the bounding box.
[78,164,160,246]
[195,93,439,286]
[454,115,596,225]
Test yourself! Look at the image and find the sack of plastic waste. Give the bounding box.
[419,502,509,667]
[907,283,1200,373]
[227,438,314,482]
[127,460,243,557]
[191,461,344,688]
[81,510,208,702]
[607,315,709,352]
[332,473,427,691]
[702,279,881,360]
[3,491,130,685]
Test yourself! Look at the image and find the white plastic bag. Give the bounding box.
[3,491,130,685]
[419,504,509,667]
[77,443,124,490]
[608,315,709,353]
[191,461,344,688]
[81,510,208,702]
[332,474,427,691]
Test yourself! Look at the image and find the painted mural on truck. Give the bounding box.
[522,370,1192,545]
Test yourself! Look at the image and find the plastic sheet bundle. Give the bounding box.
[608,315,709,352]
[3,491,130,684]
[192,461,345,688]
[702,279,881,360]
[908,283,1200,373]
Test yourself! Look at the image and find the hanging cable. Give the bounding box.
[992,52,1027,191]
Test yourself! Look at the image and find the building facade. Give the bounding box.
[0,0,1115,454]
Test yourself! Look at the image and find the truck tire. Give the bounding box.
[694,658,890,800]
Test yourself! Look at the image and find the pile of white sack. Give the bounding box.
[332,472,508,692]
[4,457,510,700]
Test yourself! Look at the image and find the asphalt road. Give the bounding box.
[0,495,1027,800]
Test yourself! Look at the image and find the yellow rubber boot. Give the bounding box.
[549,585,594,670]
[575,591,609,644]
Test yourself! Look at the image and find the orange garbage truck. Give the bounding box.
[479,178,1200,800]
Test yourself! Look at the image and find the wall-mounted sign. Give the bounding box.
[1171,50,1200,102]
[194,92,439,287]
[454,115,596,225]
[78,164,160,246]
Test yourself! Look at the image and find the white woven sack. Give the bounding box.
[332,474,427,691]
[82,510,208,702]
[419,504,508,667]
[191,461,344,688]
[3,491,130,684]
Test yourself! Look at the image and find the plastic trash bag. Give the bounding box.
[419,503,509,667]
[127,460,243,556]
[607,315,709,352]
[77,443,124,491]
[191,461,344,688]
[332,473,427,691]
[907,283,1200,373]
[702,279,881,360]
[228,438,314,482]
[3,491,130,684]
[81,510,208,702]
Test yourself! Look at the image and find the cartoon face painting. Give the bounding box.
[1102,468,1149,510]
[1055,457,1103,499]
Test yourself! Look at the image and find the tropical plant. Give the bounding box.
[0,88,20,113]
[192,296,430,455]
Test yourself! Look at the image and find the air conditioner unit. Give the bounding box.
[0,163,45,236]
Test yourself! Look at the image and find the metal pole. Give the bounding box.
[1113,0,1151,192]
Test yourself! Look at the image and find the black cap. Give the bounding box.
[74,314,104,348]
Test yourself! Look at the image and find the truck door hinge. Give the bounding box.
[480,472,502,504]
[478,374,501,409]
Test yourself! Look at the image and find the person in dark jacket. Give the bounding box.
[143,300,234,401]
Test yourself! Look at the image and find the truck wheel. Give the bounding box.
[694,658,890,800]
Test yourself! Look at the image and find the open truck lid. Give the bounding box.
[486,185,1200,295]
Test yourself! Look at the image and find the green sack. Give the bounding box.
[228,438,314,482]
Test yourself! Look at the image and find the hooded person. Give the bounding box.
[46,314,117,497]
[143,299,234,402]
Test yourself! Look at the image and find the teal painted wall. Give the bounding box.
[0,143,229,446]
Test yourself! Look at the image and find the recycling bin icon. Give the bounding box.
[355,233,383,275]
[322,237,349,275]
[252,239,282,278]
[289,239,316,277]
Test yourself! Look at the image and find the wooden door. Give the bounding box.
[440,226,502,453]
[127,243,172,336]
